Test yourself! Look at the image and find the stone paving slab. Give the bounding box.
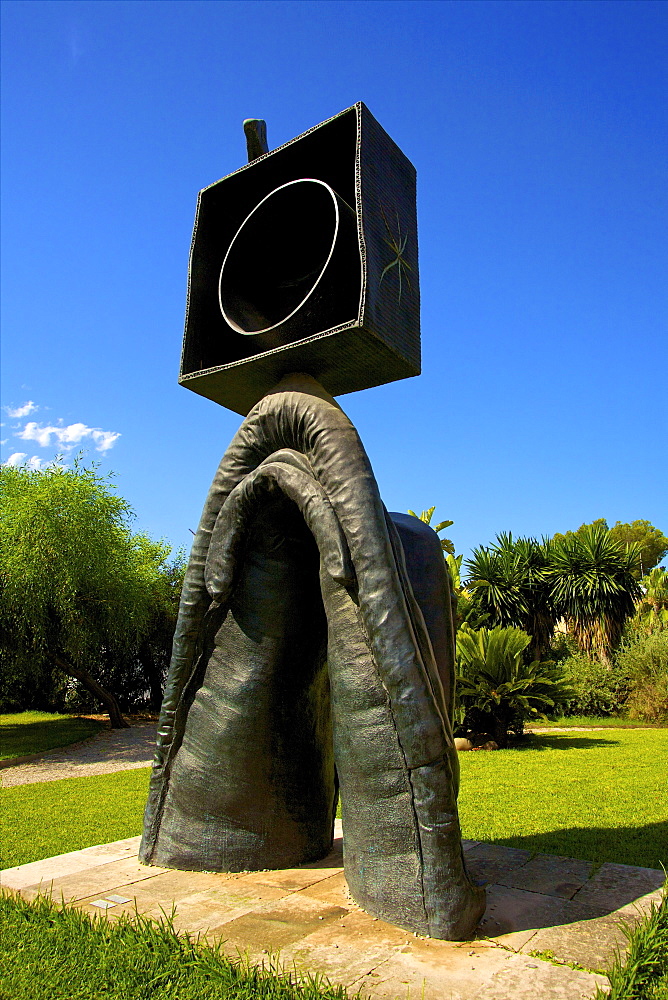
[496,852,594,899]
[572,862,667,911]
[0,723,157,787]
[0,836,141,890]
[18,855,171,901]
[479,883,611,952]
[3,819,665,999]
[463,842,533,886]
[524,908,631,974]
[349,941,603,1000]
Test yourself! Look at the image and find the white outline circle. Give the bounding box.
[219,178,340,336]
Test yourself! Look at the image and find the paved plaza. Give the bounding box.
[1,723,664,998]
[3,820,665,998]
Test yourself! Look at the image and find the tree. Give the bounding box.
[465,534,556,661]
[553,519,667,578]
[125,534,185,710]
[633,566,668,630]
[0,460,181,726]
[549,523,641,662]
[553,518,608,546]
[455,625,572,747]
[407,507,455,555]
[608,521,668,578]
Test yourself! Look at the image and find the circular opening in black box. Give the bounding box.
[219,179,340,336]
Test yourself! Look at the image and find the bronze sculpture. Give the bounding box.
[141,106,485,940]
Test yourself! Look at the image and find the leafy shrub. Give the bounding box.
[616,629,668,723]
[455,625,574,746]
[549,628,580,661]
[559,654,631,717]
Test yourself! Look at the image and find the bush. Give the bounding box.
[617,629,668,723]
[455,625,574,746]
[559,654,631,717]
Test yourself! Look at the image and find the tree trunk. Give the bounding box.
[138,640,164,712]
[491,713,509,749]
[528,611,556,663]
[53,653,129,728]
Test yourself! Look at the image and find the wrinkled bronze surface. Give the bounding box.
[141,381,484,940]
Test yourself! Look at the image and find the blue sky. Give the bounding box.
[2,0,666,562]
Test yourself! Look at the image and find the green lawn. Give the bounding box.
[2,729,667,999]
[0,892,356,1000]
[1,729,666,872]
[457,728,668,869]
[0,887,666,1000]
[0,768,150,868]
[0,711,106,760]
[535,715,666,729]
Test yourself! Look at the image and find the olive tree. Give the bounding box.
[0,460,182,726]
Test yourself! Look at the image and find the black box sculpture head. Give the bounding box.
[180,102,420,415]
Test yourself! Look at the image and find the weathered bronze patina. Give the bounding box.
[179,103,420,416]
[142,108,484,940]
[140,378,485,939]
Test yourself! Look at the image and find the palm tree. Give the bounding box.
[455,625,572,747]
[465,534,556,661]
[549,524,641,662]
[638,566,668,626]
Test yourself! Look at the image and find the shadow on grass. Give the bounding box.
[476,820,668,872]
[514,734,621,751]
[0,717,106,760]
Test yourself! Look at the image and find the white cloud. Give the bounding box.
[17,421,121,453]
[90,429,120,451]
[2,453,58,470]
[5,401,38,419]
[3,452,27,467]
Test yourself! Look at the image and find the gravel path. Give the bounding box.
[2,723,654,789]
[1,723,157,788]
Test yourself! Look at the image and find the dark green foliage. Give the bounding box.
[465,534,557,661]
[0,461,184,720]
[455,625,574,746]
[617,629,668,723]
[553,519,668,579]
[444,554,489,628]
[454,590,489,630]
[87,535,185,714]
[594,882,668,1000]
[0,892,357,1000]
[466,525,643,667]
[609,521,668,580]
[559,655,632,717]
[633,568,668,629]
[550,523,641,662]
